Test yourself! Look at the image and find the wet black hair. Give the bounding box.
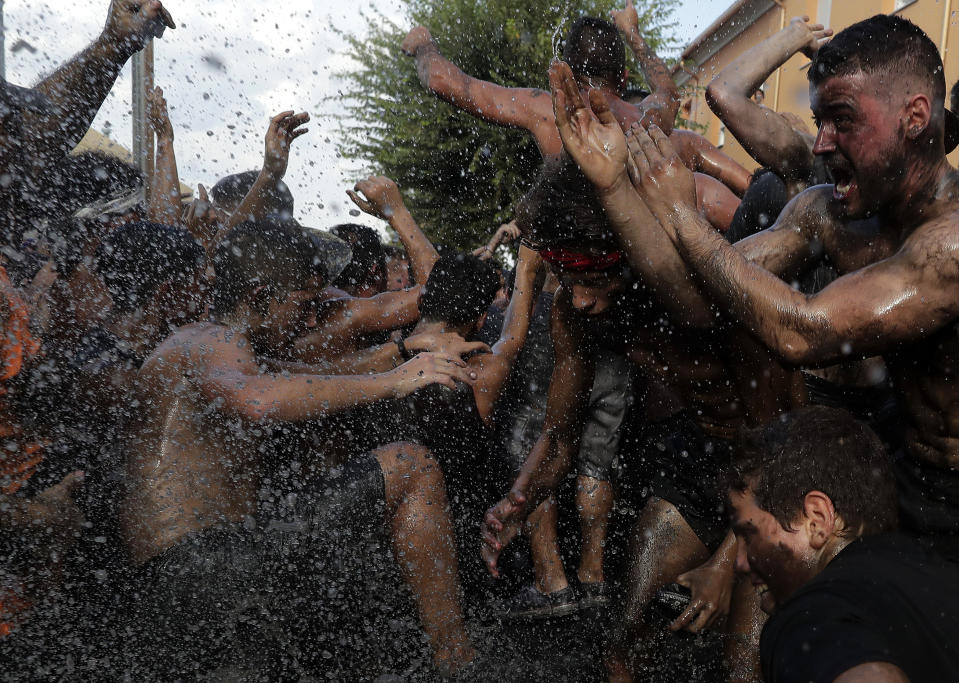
[515,156,616,249]
[95,221,205,314]
[211,170,295,218]
[420,253,500,326]
[562,17,626,88]
[211,219,320,316]
[330,223,387,293]
[809,15,945,105]
[950,79,959,113]
[731,406,899,538]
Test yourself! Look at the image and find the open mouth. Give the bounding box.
[831,167,856,201]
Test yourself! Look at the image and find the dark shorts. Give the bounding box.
[616,411,731,551]
[577,349,632,481]
[125,454,387,679]
[894,454,959,562]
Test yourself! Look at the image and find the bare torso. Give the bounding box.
[120,323,261,565]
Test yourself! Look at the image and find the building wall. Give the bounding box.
[679,0,959,170]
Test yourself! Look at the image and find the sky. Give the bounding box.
[4,0,734,235]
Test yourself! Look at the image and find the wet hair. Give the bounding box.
[951,79,959,113]
[515,157,616,249]
[420,253,500,325]
[211,171,295,218]
[42,152,144,219]
[211,220,320,316]
[809,15,945,105]
[562,17,626,87]
[330,223,387,293]
[731,406,899,538]
[383,245,408,261]
[95,221,205,314]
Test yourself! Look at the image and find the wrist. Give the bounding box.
[96,29,137,63]
[395,336,413,361]
[596,172,633,200]
[414,41,439,59]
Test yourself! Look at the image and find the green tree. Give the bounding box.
[334,0,677,250]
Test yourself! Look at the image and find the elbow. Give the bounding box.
[704,81,728,117]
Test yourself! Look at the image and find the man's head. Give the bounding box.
[330,223,387,296]
[383,245,412,291]
[808,15,948,219]
[95,221,205,323]
[562,17,627,92]
[729,407,898,614]
[419,253,500,336]
[516,158,628,317]
[212,220,325,349]
[210,171,295,222]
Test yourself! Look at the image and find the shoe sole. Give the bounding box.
[503,601,581,621]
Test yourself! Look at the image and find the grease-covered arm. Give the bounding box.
[611,0,679,133]
[146,86,182,225]
[705,16,830,180]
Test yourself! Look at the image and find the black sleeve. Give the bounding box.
[761,592,904,683]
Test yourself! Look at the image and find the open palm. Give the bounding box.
[549,61,628,193]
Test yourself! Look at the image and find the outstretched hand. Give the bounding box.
[389,352,477,398]
[624,122,698,236]
[480,489,528,578]
[347,176,406,220]
[146,86,174,139]
[549,61,629,194]
[668,558,735,633]
[405,331,491,360]
[102,0,176,58]
[263,111,310,180]
[610,0,639,37]
[788,16,833,59]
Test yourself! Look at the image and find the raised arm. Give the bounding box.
[705,16,831,180]
[228,111,309,228]
[146,86,181,225]
[549,60,716,327]
[481,289,595,576]
[401,26,553,135]
[611,0,680,133]
[24,1,175,164]
[347,176,439,284]
[631,124,959,367]
[471,245,544,422]
[473,221,521,260]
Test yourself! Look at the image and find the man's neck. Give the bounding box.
[882,155,955,236]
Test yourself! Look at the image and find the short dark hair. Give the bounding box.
[731,406,898,538]
[809,15,945,105]
[950,79,959,113]
[47,152,144,217]
[562,17,626,87]
[211,171,295,217]
[330,223,387,292]
[211,220,320,316]
[420,253,500,325]
[95,221,205,314]
[515,157,617,249]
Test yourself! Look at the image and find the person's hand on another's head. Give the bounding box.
[402,26,435,56]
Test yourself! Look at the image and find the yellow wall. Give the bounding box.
[681,0,959,170]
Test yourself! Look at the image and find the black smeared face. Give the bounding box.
[811,71,909,219]
[557,268,627,317]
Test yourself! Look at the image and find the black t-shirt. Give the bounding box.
[761,533,959,683]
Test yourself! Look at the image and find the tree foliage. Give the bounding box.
[333,0,678,250]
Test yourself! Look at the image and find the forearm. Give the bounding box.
[148,135,182,225]
[599,176,715,326]
[492,252,541,359]
[624,32,679,131]
[26,35,127,160]
[387,207,439,284]
[241,373,399,422]
[713,27,809,98]
[512,432,578,512]
[227,169,275,228]
[673,205,827,364]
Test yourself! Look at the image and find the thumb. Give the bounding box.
[675,572,692,588]
[588,89,617,126]
[507,488,526,509]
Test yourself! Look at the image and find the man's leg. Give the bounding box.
[576,475,614,586]
[605,497,710,683]
[526,496,569,593]
[373,442,475,675]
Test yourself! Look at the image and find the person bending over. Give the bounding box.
[119,220,479,679]
[730,406,959,683]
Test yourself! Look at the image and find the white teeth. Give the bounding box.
[836,182,851,193]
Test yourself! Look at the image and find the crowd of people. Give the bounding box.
[2,0,959,681]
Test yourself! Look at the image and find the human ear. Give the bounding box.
[903,93,932,140]
[802,490,838,550]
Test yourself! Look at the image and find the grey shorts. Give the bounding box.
[577,349,632,481]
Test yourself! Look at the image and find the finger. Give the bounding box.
[480,544,501,578]
[634,124,662,166]
[484,510,504,533]
[159,4,176,29]
[198,183,209,203]
[289,127,309,140]
[549,63,573,139]
[587,88,617,127]
[345,189,372,212]
[669,601,701,632]
[290,112,311,125]
[626,126,651,177]
[507,488,526,508]
[688,606,714,633]
[270,110,295,125]
[647,124,677,160]
[462,342,491,354]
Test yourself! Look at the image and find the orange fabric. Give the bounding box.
[0,266,42,637]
